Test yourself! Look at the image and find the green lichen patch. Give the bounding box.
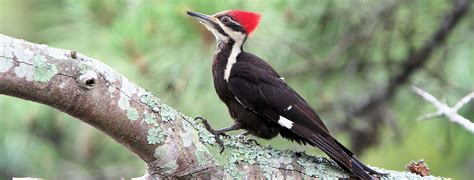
[194,142,211,166]
[147,126,167,145]
[160,104,176,122]
[297,156,325,177]
[180,114,445,179]
[143,112,158,126]
[126,108,139,121]
[195,127,345,178]
[32,55,58,82]
[139,91,161,112]
[297,153,346,178]
[187,116,216,144]
[200,136,284,178]
[182,113,347,178]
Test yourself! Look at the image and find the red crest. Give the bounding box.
[227,10,261,35]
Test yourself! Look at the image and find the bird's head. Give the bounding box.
[187,10,261,43]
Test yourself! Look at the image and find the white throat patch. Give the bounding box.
[224,41,242,82]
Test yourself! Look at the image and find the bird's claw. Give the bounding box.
[194,116,226,153]
[236,132,260,146]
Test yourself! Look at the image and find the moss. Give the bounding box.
[147,126,167,145]
[126,108,139,121]
[32,55,58,82]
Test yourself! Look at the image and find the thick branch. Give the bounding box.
[0,34,444,179]
[412,86,474,133]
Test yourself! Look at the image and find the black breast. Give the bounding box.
[212,42,234,105]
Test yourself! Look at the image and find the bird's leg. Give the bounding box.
[214,123,242,136]
[194,117,242,153]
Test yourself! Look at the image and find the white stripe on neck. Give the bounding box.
[224,40,242,82]
[217,21,247,82]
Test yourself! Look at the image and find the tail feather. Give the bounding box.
[290,124,377,179]
[312,134,374,179]
[334,139,387,176]
[352,157,388,175]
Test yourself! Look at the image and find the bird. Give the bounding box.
[187,10,385,179]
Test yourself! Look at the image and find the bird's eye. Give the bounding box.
[221,17,230,24]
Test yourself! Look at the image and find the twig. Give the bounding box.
[412,86,474,133]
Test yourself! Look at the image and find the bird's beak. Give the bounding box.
[186,11,219,28]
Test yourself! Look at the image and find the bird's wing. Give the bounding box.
[227,60,355,168]
[227,59,330,136]
[226,55,382,179]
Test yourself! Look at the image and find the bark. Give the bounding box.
[0,34,444,179]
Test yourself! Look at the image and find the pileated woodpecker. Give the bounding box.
[187,10,384,179]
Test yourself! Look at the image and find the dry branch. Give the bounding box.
[0,34,445,179]
[412,86,474,133]
[344,0,470,153]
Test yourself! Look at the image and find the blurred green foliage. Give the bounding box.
[0,0,472,179]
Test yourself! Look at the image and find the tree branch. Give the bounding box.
[353,0,469,117]
[412,86,474,133]
[0,34,444,179]
[345,0,470,153]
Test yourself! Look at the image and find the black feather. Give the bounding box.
[225,52,383,179]
[208,38,383,179]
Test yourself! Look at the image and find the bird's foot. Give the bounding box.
[194,116,226,153]
[236,131,260,146]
